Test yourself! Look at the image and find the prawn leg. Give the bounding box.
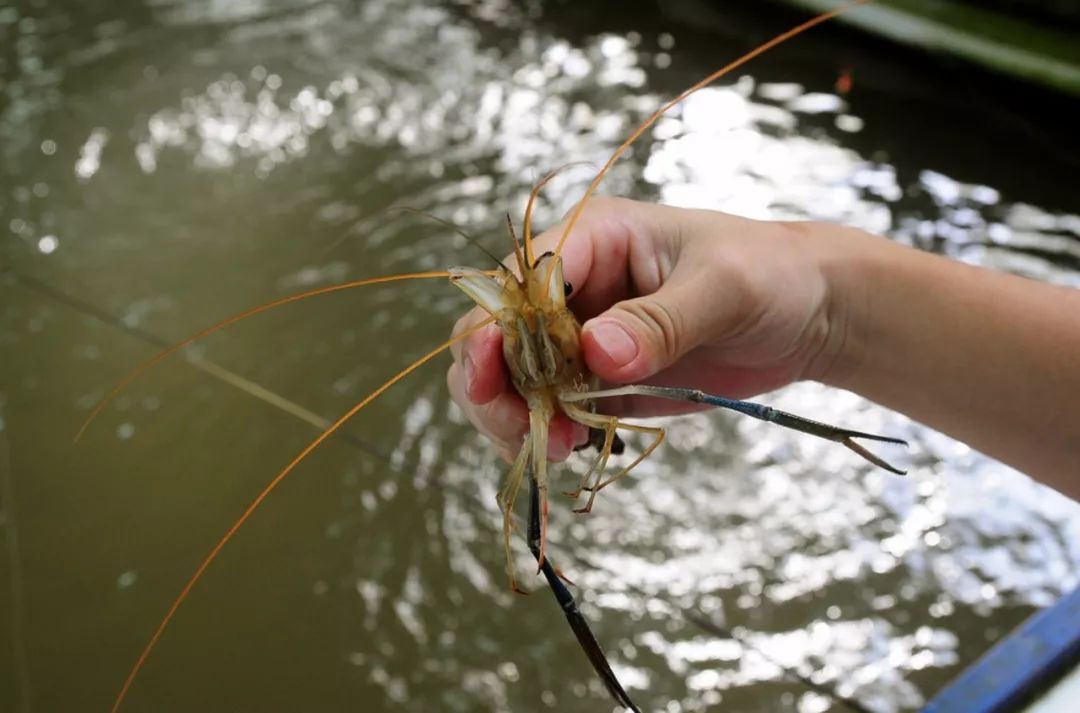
[560,401,665,514]
[563,412,618,501]
[497,434,534,594]
[586,422,665,509]
[528,404,553,569]
[525,470,642,713]
[566,385,908,474]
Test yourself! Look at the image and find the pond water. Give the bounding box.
[2,1,1079,712]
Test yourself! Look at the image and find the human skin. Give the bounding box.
[446,197,1080,500]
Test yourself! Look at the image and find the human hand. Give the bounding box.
[447,196,876,462]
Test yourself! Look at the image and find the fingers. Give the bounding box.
[454,320,505,405]
[578,206,752,384]
[581,267,724,384]
[450,308,506,405]
[549,415,588,462]
[448,308,587,462]
[446,363,586,462]
[447,361,527,457]
[526,196,669,322]
[450,195,725,454]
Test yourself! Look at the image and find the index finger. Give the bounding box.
[527,196,666,322]
[451,307,507,404]
[450,305,493,363]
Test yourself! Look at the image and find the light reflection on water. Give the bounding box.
[2,0,1079,712]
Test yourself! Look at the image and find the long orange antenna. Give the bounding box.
[505,213,527,278]
[522,168,561,269]
[75,270,497,441]
[521,161,594,269]
[109,314,496,713]
[548,0,868,280]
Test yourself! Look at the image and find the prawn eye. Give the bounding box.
[563,281,573,297]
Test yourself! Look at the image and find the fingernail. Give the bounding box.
[463,353,476,396]
[586,319,638,368]
[546,431,572,462]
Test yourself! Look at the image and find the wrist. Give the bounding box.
[804,222,903,390]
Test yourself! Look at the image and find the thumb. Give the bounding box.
[581,274,719,383]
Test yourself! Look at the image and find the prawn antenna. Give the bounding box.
[390,206,505,269]
[505,212,527,277]
[108,315,498,713]
[521,162,595,270]
[547,0,869,283]
[75,270,499,442]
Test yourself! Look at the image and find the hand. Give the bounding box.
[447,196,874,462]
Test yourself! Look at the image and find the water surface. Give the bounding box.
[2,1,1079,712]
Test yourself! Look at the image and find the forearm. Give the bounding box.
[820,226,1080,498]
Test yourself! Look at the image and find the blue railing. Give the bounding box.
[921,585,1080,712]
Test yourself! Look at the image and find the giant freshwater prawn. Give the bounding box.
[82,2,903,710]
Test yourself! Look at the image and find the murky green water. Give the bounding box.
[2,1,1079,712]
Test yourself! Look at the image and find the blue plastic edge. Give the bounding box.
[921,585,1080,713]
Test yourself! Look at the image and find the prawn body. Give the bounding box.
[451,254,610,587]
[452,254,657,712]
[453,255,586,403]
